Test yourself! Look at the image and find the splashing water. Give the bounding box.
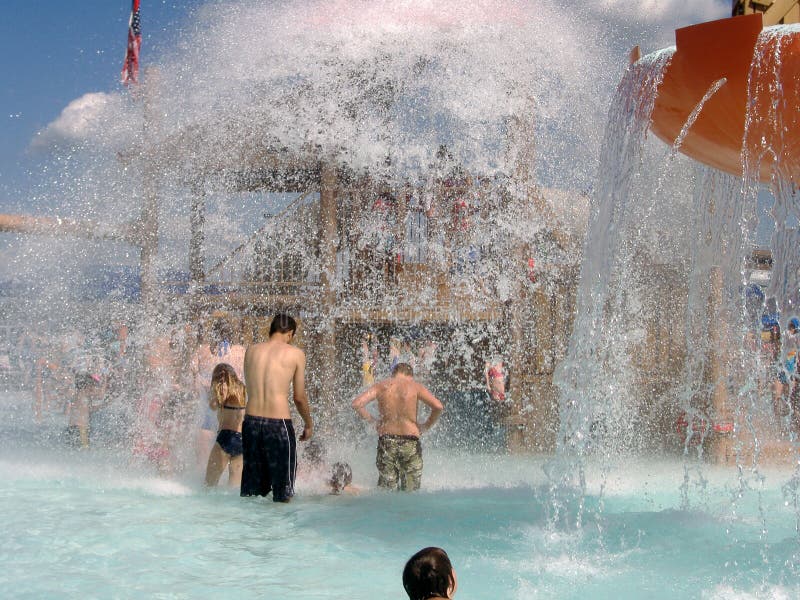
[2,1,800,597]
[553,17,800,580]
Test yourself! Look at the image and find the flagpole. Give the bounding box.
[120,1,159,309]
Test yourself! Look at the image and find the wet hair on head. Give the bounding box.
[402,547,454,600]
[329,462,353,494]
[269,313,297,336]
[210,363,246,408]
[393,362,414,377]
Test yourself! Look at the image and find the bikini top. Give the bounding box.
[487,367,504,379]
[222,404,245,410]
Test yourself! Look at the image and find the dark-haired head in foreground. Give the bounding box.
[269,313,297,337]
[402,547,457,599]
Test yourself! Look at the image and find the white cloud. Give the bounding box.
[30,92,127,151]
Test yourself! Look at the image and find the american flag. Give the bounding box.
[121,0,142,85]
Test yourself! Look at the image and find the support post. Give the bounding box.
[189,185,206,285]
[139,68,161,310]
[316,162,339,430]
[709,265,733,463]
[503,112,537,453]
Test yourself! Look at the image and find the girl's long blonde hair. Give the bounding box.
[210,363,246,409]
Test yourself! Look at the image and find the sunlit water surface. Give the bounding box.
[2,390,799,599]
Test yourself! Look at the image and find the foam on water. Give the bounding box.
[3,407,800,598]
[3,1,800,596]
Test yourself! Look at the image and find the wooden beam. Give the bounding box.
[139,68,161,310]
[762,0,800,24]
[0,213,131,244]
[736,0,800,24]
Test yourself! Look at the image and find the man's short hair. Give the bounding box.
[269,314,297,336]
[392,362,414,377]
[402,547,454,600]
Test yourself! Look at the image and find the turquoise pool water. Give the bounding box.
[1,441,799,599]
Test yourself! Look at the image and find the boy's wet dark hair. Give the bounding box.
[402,547,454,600]
[330,462,352,494]
[269,313,297,336]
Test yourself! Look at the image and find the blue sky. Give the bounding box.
[0,1,191,210]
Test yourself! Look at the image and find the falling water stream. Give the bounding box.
[1,2,799,597]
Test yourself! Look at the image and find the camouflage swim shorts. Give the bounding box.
[376,434,423,491]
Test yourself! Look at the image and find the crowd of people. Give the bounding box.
[196,313,455,597]
[189,313,444,499]
[17,323,130,446]
[4,310,511,595]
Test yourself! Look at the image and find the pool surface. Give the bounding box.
[1,439,799,599]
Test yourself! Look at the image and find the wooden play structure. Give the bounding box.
[157,116,586,453]
[0,69,587,453]
[733,0,800,25]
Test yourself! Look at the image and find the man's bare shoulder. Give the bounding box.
[245,340,304,359]
[413,379,430,391]
[245,341,275,355]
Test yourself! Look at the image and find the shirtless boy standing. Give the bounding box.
[351,362,443,491]
[241,314,313,502]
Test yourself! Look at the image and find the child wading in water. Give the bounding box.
[328,462,361,495]
[204,363,246,487]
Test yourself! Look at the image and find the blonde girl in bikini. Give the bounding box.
[204,363,247,487]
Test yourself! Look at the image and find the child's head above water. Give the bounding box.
[403,547,457,599]
[329,462,353,494]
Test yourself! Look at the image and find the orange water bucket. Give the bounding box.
[649,14,800,183]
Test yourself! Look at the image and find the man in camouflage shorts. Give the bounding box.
[352,362,443,491]
[376,434,424,490]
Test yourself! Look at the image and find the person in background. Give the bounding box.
[484,357,506,403]
[415,339,438,385]
[402,547,457,600]
[65,372,108,449]
[785,317,800,434]
[61,330,110,448]
[205,363,247,487]
[132,333,176,472]
[762,299,785,420]
[360,333,378,387]
[241,314,313,502]
[352,362,443,491]
[192,333,218,471]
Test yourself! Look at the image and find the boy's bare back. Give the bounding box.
[244,339,306,419]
